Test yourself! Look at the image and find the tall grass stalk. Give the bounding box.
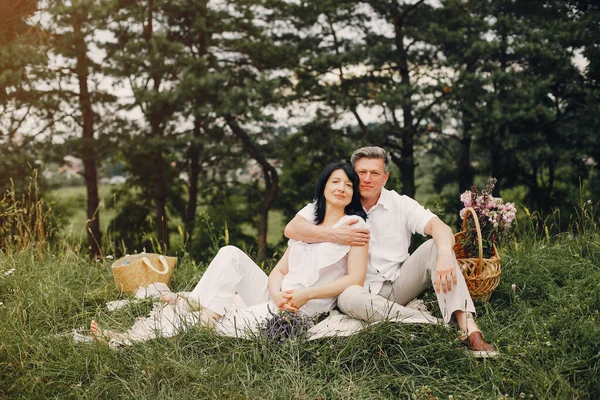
[0,171,54,256]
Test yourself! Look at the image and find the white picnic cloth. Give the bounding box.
[78,283,439,347]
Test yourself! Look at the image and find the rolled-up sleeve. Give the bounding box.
[402,196,435,236]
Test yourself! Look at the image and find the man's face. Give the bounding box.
[354,158,389,201]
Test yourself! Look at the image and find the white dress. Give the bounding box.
[212,215,368,337]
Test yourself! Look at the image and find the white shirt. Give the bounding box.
[297,187,435,293]
[284,215,369,315]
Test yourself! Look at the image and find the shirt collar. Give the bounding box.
[366,187,390,212]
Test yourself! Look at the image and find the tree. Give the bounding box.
[0,0,51,194]
[184,0,295,260]
[425,0,495,196]
[106,0,188,250]
[277,0,452,198]
[468,0,589,215]
[44,0,118,258]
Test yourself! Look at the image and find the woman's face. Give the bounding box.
[323,169,354,209]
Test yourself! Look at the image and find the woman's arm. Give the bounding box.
[284,244,369,309]
[268,249,298,311]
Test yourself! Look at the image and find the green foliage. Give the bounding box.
[3,0,600,265]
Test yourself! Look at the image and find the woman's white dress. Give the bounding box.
[207,215,369,337]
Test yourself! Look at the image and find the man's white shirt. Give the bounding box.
[297,187,435,294]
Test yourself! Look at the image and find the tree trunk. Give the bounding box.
[73,17,101,259]
[184,117,202,242]
[151,117,169,250]
[225,116,278,261]
[399,126,416,198]
[458,109,475,195]
[458,136,473,194]
[491,33,510,198]
[490,127,504,198]
[458,61,477,197]
[457,131,474,231]
[393,11,416,198]
[145,1,168,250]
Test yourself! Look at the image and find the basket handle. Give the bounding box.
[142,256,170,275]
[461,207,483,269]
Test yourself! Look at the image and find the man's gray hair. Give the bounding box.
[350,146,391,172]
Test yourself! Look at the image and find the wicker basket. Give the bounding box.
[111,253,176,295]
[453,207,501,301]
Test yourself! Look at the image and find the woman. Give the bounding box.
[91,163,368,342]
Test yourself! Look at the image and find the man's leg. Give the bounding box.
[341,240,496,356]
[337,285,438,324]
[389,239,476,324]
[188,245,270,316]
[396,240,497,356]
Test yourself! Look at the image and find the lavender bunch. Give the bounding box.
[260,307,315,342]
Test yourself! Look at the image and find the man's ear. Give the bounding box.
[384,172,390,186]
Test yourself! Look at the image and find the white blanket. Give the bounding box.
[84,283,439,348]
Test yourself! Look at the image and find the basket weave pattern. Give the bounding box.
[453,207,501,301]
[112,253,176,295]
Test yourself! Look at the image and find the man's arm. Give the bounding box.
[284,215,370,246]
[424,216,458,294]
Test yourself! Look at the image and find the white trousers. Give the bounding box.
[188,245,277,336]
[338,239,476,324]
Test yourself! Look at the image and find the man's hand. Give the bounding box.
[270,290,298,312]
[331,218,370,246]
[425,217,458,294]
[433,251,458,294]
[283,288,312,309]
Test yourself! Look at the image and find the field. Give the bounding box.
[0,193,599,399]
[50,185,287,250]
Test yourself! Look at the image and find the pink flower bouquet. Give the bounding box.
[459,178,517,258]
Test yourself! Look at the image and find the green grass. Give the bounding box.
[1,219,599,398]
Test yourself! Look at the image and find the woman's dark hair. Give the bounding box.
[313,163,367,225]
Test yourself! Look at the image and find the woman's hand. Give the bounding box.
[270,290,298,312]
[283,288,312,309]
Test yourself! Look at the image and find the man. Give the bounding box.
[284,146,497,357]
